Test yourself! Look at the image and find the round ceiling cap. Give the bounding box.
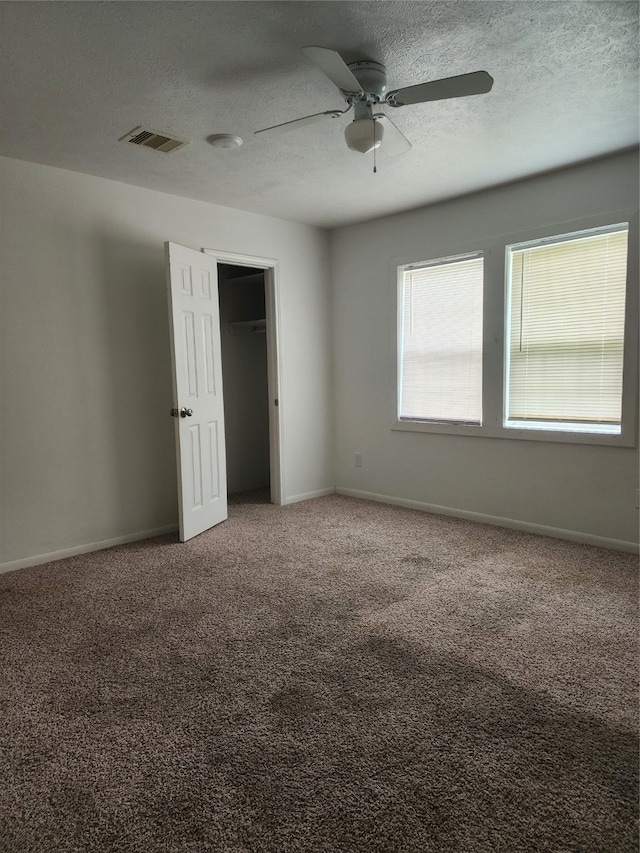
[207,133,243,149]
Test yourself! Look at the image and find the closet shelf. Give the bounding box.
[228,272,265,285]
[228,318,266,335]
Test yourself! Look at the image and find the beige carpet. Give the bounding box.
[1,491,637,852]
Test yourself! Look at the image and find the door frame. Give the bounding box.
[203,248,283,506]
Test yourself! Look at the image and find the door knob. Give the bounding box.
[180,407,193,418]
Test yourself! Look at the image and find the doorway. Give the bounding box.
[218,263,269,496]
[203,249,283,506]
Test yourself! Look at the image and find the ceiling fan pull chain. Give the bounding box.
[373,116,378,174]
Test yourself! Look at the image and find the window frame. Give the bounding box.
[504,222,629,437]
[397,251,485,426]
[393,211,638,448]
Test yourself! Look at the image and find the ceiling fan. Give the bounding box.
[255,46,494,157]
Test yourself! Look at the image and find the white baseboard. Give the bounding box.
[283,487,336,506]
[0,524,179,575]
[336,487,639,554]
[3,490,635,574]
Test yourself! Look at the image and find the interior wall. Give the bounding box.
[218,266,270,495]
[0,157,334,569]
[330,150,640,549]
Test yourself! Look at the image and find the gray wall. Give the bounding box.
[0,157,334,570]
[330,150,639,548]
[2,151,637,570]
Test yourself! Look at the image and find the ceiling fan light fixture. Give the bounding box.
[344,117,383,154]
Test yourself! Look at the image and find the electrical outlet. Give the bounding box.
[354,452,362,468]
[636,489,640,509]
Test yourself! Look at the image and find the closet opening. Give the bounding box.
[217,263,272,500]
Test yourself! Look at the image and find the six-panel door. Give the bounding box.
[166,242,228,541]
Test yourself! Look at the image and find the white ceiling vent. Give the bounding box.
[120,127,188,153]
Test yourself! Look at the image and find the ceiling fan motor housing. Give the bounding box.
[342,61,388,153]
[344,60,388,102]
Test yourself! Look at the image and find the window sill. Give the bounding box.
[392,419,637,447]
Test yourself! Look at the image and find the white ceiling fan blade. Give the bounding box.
[255,109,345,137]
[375,115,412,156]
[302,46,364,95]
[386,71,494,107]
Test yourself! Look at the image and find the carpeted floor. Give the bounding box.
[0,491,638,853]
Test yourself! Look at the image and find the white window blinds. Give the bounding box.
[399,254,483,423]
[505,225,628,434]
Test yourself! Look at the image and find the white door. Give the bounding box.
[165,242,227,541]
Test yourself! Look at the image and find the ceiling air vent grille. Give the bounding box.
[120,127,188,153]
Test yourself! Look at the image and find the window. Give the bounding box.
[395,218,635,445]
[505,224,629,435]
[398,253,483,424]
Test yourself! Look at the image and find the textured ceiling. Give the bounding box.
[0,1,637,228]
